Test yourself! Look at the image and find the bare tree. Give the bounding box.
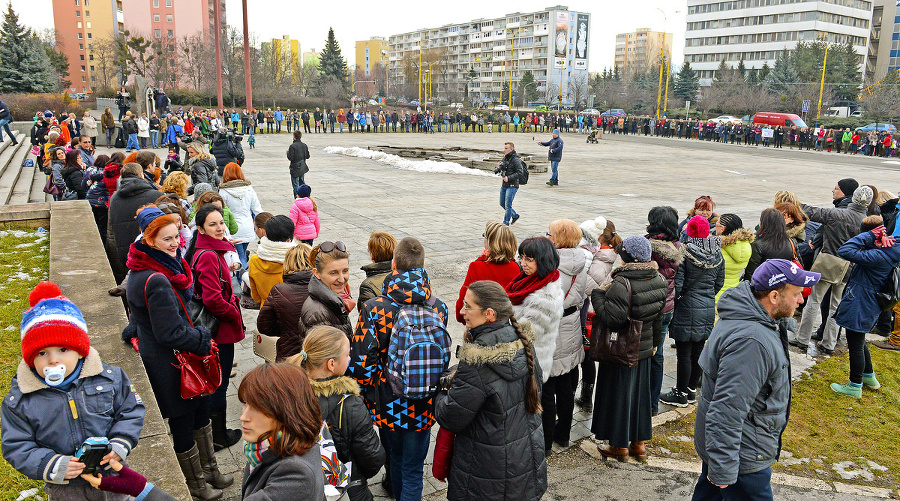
[571,73,589,108]
[179,34,210,91]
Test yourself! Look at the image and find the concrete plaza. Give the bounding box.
[172,128,900,500]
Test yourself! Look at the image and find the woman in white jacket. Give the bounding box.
[137,113,150,149]
[504,236,563,452]
[218,162,263,270]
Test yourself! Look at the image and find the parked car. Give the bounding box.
[856,123,897,133]
[449,102,463,108]
[493,104,510,111]
[600,109,627,117]
[751,112,807,129]
[850,110,865,118]
[534,105,552,112]
[708,115,742,124]
[409,100,419,106]
[397,99,409,104]
[367,99,378,106]
[579,108,601,115]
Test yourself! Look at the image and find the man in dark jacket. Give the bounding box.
[693,260,819,500]
[793,184,871,355]
[106,164,164,282]
[493,142,525,226]
[286,130,310,196]
[538,129,563,186]
[0,99,17,144]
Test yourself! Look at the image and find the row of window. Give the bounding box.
[688,11,869,31]
[687,47,864,62]
[153,14,174,23]
[687,0,872,14]
[152,0,175,6]
[687,30,800,46]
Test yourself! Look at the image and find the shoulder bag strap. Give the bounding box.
[144,271,193,327]
[624,278,634,318]
[192,248,227,298]
[564,274,578,299]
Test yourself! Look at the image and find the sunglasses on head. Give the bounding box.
[319,241,346,253]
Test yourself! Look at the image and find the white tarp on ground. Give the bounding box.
[323,146,496,177]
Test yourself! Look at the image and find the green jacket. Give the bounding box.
[189,203,239,235]
[842,131,852,142]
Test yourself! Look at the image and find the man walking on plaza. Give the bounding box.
[286,130,310,196]
[494,142,525,226]
[538,129,563,186]
[693,259,820,501]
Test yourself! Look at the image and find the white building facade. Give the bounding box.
[387,5,591,106]
[683,0,873,86]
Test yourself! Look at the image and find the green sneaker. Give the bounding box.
[831,381,862,398]
[861,373,881,390]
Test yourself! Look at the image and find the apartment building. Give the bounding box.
[387,5,591,105]
[614,29,673,77]
[683,0,873,85]
[52,0,124,95]
[867,0,900,82]
[356,37,388,76]
[262,36,301,85]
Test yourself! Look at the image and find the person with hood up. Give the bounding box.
[714,214,754,305]
[661,215,725,407]
[218,163,263,270]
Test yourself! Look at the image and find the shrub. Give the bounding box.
[0,93,86,121]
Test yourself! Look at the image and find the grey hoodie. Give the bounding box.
[694,281,791,485]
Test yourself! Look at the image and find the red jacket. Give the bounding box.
[192,233,245,344]
[454,253,521,324]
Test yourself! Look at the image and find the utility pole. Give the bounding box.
[213,0,224,109]
[816,41,829,124]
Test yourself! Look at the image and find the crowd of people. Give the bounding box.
[4,101,900,501]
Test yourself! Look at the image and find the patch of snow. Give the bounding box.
[11,272,32,281]
[864,459,888,472]
[672,435,692,442]
[0,230,33,238]
[724,169,747,176]
[832,461,875,481]
[15,242,36,248]
[619,193,639,197]
[323,146,496,177]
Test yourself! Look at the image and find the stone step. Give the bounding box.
[29,157,49,204]
[8,148,37,205]
[0,134,29,205]
[0,132,18,181]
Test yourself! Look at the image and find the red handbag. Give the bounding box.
[144,273,222,400]
[790,242,812,298]
[431,427,455,482]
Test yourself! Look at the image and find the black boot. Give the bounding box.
[575,383,594,412]
[175,445,222,500]
[210,408,241,451]
[193,422,234,488]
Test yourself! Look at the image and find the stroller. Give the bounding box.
[586,130,599,144]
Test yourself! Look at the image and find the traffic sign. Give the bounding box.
[802,100,811,112]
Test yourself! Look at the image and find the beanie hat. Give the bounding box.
[137,206,167,233]
[717,213,743,236]
[837,178,859,198]
[686,215,711,238]
[192,183,215,201]
[43,110,53,117]
[295,184,312,199]
[552,129,561,136]
[852,186,873,208]
[579,216,607,246]
[20,282,90,367]
[620,235,652,263]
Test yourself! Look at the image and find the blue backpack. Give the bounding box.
[387,303,451,400]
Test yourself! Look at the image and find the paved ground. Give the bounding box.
[97,128,900,500]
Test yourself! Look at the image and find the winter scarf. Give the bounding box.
[505,269,561,306]
[338,284,356,313]
[255,237,296,263]
[687,236,721,255]
[126,241,193,290]
[244,434,275,471]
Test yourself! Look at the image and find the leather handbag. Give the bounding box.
[143,272,222,400]
[43,176,60,196]
[188,250,226,336]
[589,278,643,367]
[790,241,812,298]
[252,329,278,363]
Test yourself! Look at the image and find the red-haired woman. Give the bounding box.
[125,205,231,500]
[219,162,263,269]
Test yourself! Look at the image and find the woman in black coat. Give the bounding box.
[61,149,87,199]
[745,208,796,279]
[125,205,230,500]
[590,236,667,462]
[435,280,547,501]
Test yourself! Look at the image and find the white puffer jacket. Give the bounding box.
[551,247,591,378]
[513,277,563,382]
[218,180,263,244]
[581,245,619,313]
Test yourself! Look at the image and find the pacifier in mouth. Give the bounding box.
[43,364,67,386]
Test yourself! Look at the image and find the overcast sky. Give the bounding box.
[17,0,687,72]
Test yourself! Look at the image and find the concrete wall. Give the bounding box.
[46,201,191,501]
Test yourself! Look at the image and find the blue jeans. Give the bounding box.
[126,133,140,151]
[651,310,674,414]
[692,462,773,501]
[499,186,518,225]
[384,428,430,501]
[234,242,249,270]
[290,175,304,197]
[150,130,159,148]
[550,160,559,182]
[0,118,14,142]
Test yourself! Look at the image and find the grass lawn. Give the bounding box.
[649,346,900,490]
[0,228,49,500]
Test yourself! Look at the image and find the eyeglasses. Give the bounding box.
[518,255,535,263]
[157,202,177,212]
[319,241,346,253]
[461,304,484,312]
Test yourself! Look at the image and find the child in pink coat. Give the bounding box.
[289,184,319,245]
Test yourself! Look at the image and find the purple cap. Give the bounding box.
[751,259,821,291]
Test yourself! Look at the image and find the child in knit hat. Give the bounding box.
[2,282,145,499]
[289,184,320,245]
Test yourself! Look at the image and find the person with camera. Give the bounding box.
[494,141,525,226]
[116,87,130,120]
[209,129,243,177]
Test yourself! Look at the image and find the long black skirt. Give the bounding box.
[590,357,652,448]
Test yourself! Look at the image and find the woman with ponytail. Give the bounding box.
[435,280,547,501]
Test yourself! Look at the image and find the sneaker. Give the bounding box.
[873,339,900,351]
[511,214,520,225]
[546,180,554,186]
[686,387,697,404]
[660,388,689,408]
[830,381,862,398]
[815,343,834,356]
[861,373,881,390]
[788,338,808,349]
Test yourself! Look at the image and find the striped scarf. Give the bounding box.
[244,434,277,470]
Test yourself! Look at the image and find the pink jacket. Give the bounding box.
[289,198,320,241]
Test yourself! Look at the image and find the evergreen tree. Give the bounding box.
[0,4,55,92]
[765,49,798,96]
[736,58,747,81]
[757,61,771,82]
[673,62,699,101]
[319,27,348,81]
[520,70,538,103]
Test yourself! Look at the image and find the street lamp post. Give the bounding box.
[816,36,829,124]
[424,69,429,112]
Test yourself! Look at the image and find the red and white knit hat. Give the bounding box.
[20,282,89,367]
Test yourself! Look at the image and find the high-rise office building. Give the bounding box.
[388,6,591,105]
[614,28,673,77]
[356,37,388,76]
[867,0,899,82]
[683,0,873,86]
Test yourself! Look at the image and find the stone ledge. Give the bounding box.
[48,201,191,501]
[0,202,50,228]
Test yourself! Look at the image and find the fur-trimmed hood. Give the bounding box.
[786,222,807,240]
[648,238,684,265]
[720,228,755,247]
[600,261,660,291]
[16,347,103,394]
[459,322,529,382]
[310,375,360,397]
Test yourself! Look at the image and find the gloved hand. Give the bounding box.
[81,459,147,497]
[877,235,895,248]
[439,364,458,391]
[871,225,886,239]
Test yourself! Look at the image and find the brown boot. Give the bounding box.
[193,422,235,489]
[598,444,629,462]
[175,444,223,500]
[873,339,900,351]
[629,441,647,462]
